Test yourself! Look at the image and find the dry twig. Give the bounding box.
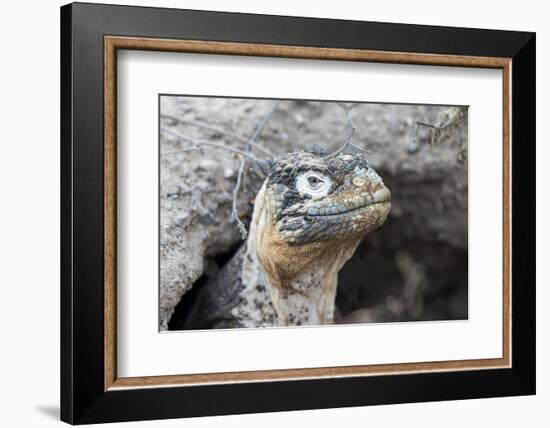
[411,106,467,163]
[324,103,371,159]
[161,127,265,165]
[232,156,248,240]
[161,113,275,157]
[247,102,279,150]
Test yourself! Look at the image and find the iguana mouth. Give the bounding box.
[308,202,390,219]
[304,195,391,217]
[292,187,391,218]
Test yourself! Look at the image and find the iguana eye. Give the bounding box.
[308,176,321,187]
[296,171,332,199]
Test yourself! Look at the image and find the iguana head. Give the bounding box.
[250,147,391,325]
[264,147,391,246]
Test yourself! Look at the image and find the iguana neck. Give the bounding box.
[264,256,343,325]
[245,181,362,325]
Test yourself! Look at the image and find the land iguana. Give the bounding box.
[178,147,391,329]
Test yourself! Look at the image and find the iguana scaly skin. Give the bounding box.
[179,147,391,329]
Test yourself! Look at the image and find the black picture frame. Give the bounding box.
[61,2,535,424]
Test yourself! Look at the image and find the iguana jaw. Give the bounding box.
[275,186,391,245]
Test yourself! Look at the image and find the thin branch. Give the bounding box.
[414,107,467,134]
[232,156,248,240]
[160,127,264,165]
[161,114,274,157]
[161,114,248,143]
[339,102,359,111]
[415,120,441,130]
[248,102,279,148]
[339,103,358,146]
[323,103,371,159]
[413,107,467,153]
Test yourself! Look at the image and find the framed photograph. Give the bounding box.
[60,2,535,424]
